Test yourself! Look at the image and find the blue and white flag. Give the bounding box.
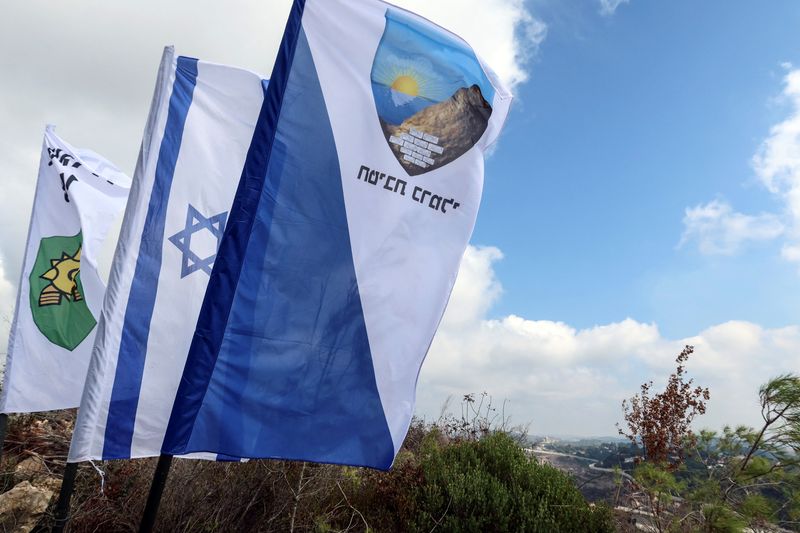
[162,0,511,470]
[68,48,266,461]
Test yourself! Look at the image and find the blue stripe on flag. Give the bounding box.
[102,56,199,460]
[162,0,307,455]
[164,16,395,469]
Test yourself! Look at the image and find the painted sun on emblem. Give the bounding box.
[371,9,495,176]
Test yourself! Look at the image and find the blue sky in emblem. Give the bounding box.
[371,8,496,124]
[474,0,800,339]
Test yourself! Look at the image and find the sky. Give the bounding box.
[1,0,799,438]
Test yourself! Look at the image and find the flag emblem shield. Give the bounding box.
[28,232,96,351]
[371,9,496,176]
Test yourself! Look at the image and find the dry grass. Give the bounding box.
[0,411,429,532]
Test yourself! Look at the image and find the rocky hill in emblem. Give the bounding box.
[382,85,492,176]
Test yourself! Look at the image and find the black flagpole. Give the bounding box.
[138,453,173,533]
[0,413,7,464]
[52,461,78,533]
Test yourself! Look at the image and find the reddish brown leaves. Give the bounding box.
[618,345,710,470]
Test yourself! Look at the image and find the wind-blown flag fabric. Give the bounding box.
[1,126,130,414]
[68,48,266,461]
[162,0,511,470]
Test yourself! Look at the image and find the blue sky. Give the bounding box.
[418,0,800,436]
[478,0,800,338]
[1,0,799,436]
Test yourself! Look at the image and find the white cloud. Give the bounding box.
[782,243,800,263]
[599,0,630,16]
[439,245,503,328]
[0,258,16,358]
[679,200,784,255]
[417,246,800,436]
[682,68,800,268]
[753,68,800,251]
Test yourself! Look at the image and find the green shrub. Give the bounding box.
[410,432,614,533]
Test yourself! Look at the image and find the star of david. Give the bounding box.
[168,204,228,278]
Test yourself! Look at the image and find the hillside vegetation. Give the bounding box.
[0,406,612,532]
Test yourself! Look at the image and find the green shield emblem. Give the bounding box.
[28,232,96,351]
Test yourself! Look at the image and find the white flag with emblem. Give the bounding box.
[1,126,130,414]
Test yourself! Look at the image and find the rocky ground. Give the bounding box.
[0,412,72,532]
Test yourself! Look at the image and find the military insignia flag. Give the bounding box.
[160,0,511,470]
[1,126,130,414]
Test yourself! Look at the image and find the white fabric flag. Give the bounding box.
[69,47,266,461]
[1,126,130,414]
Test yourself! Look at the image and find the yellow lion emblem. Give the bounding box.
[38,245,84,306]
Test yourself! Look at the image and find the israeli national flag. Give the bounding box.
[68,48,266,461]
[162,0,511,469]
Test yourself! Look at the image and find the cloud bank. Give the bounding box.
[417,246,800,436]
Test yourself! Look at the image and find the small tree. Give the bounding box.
[616,372,799,532]
[687,375,800,531]
[739,374,800,475]
[618,345,710,469]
